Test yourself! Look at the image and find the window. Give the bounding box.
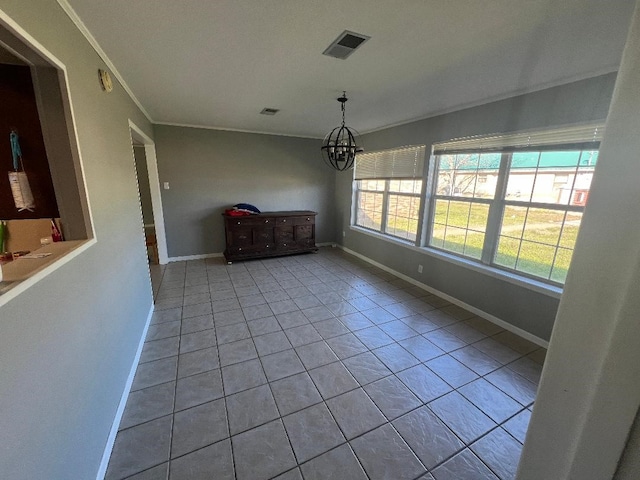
[428,124,602,284]
[431,152,500,259]
[353,146,426,242]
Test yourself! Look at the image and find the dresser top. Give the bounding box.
[223,210,317,217]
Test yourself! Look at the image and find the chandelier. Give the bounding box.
[321,92,363,171]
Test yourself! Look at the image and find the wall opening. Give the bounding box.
[0,18,94,296]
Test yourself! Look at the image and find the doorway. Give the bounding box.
[129,121,168,297]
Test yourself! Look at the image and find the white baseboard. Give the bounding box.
[96,303,154,480]
[168,246,336,263]
[338,245,549,348]
[168,252,224,262]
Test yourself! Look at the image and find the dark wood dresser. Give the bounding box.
[223,211,318,263]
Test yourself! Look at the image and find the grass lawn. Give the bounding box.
[433,200,581,282]
[359,196,581,283]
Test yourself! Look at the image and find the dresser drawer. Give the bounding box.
[229,228,253,247]
[295,225,313,240]
[230,216,275,227]
[292,215,315,226]
[275,226,294,242]
[253,228,274,244]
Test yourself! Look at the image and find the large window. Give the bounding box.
[350,125,603,286]
[354,146,426,242]
[428,124,603,284]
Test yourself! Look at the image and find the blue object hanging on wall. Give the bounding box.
[8,130,35,212]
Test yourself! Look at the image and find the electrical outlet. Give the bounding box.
[163,182,170,190]
[418,264,423,273]
[343,230,346,237]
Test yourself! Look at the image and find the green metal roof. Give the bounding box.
[439,150,598,170]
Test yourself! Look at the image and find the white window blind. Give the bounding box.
[354,145,426,179]
[432,123,605,155]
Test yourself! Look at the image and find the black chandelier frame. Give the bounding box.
[321,92,363,171]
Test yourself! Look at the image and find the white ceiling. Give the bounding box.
[64,0,635,138]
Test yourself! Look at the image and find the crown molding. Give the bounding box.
[56,0,153,122]
[154,122,322,140]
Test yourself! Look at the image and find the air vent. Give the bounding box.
[323,30,370,60]
[260,108,279,115]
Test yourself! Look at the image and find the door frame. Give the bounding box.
[128,120,168,264]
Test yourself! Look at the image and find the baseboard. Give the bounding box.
[168,246,336,262]
[168,252,224,262]
[338,245,549,349]
[96,303,155,480]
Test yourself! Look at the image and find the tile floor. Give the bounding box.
[106,247,545,480]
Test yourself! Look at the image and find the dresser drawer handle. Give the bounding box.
[265,219,269,223]
[306,217,310,221]
[283,219,286,222]
[283,243,287,247]
[239,247,242,251]
[237,221,241,225]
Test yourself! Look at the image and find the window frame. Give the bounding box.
[354,178,423,242]
[426,147,596,286]
[349,126,602,288]
[352,145,427,244]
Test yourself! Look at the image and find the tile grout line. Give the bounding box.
[110,248,541,479]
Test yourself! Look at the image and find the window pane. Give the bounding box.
[359,179,385,191]
[356,191,383,231]
[434,199,449,225]
[569,170,593,206]
[495,236,520,269]
[508,150,594,206]
[494,206,582,282]
[436,153,499,199]
[521,208,564,245]
[443,226,466,255]
[507,152,538,201]
[430,200,488,259]
[579,150,598,167]
[389,179,422,194]
[501,205,527,239]
[385,194,420,241]
[516,241,555,279]
[463,230,485,259]
[558,212,582,248]
[468,203,489,232]
[550,247,574,283]
[431,199,449,248]
[447,201,471,228]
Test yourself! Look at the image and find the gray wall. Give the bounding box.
[0,1,154,479]
[615,408,640,479]
[335,73,616,341]
[134,146,154,225]
[154,125,334,258]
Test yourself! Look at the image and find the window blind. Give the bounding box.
[432,123,605,155]
[354,145,426,180]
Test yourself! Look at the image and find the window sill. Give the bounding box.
[349,225,563,299]
[0,239,95,307]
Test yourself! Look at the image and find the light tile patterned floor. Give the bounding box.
[106,247,544,480]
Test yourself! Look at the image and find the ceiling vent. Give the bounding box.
[323,30,370,60]
[260,108,279,115]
